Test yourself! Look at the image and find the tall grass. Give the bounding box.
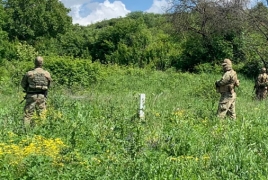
[0,66,267,179]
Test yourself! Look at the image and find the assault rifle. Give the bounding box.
[44,90,48,98]
[20,91,27,104]
[215,81,220,93]
[253,84,257,94]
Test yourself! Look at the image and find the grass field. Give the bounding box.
[1,67,268,179]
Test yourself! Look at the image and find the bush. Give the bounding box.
[193,63,222,74]
[240,60,262,78]
[44,56,105,88]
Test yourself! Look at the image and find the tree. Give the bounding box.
[56,25,93,58]
[167,0,249,37]
[240,3,268,77]
[247,2,268,59]
[167,0,249,67]
[2,0,72,42]
[0,1,14,60]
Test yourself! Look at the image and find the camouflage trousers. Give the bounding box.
[23,94,46,128]
[217,92,236,119]
[255,87,267,100]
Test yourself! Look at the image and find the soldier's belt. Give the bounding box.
[27,91,46,95]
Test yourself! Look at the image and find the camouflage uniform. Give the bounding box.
[255,67,268,100]
[215,59,240,119]
[21,56,52,127]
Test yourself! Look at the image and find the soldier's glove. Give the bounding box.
[235,80,240,87]
[215,81,219,87]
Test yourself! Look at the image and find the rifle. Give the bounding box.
[20,94,26,104]
[253,84,257,94]
[44,90,48,98]
[215,81,220,93]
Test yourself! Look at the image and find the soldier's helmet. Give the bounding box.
[261,67,266,73]
[35,56,44,67]
[222,58,232,71]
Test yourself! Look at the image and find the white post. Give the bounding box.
[139,93,145,119]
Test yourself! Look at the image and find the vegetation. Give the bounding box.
[1,0,268,178]
[0,0,268,76]
[0,64,266,179]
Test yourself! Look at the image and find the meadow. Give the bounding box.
[0,66,268,179]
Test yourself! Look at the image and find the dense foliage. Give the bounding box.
[0,0,268,77]
[3,0,72,41]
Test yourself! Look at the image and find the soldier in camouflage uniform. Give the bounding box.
[255,67,268,100]
[21,56,52,128]
[215,59,240,119]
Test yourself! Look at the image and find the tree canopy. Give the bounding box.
[2,0,72,42]
[0,0,268,76]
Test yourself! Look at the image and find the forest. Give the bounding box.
[0,0,268,85]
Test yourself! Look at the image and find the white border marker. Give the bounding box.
[139,93,145,119]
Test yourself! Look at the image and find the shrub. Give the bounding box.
[44,56,105,88]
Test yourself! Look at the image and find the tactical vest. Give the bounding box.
[27,70,49,92]
[260,73,268,84]
[256,73,268,88]
[217,70,239,93]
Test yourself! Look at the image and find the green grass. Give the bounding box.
[0,67,267,179]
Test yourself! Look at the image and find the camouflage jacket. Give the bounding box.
[256,73,268,88]
[216,69,239,93]
[21,68,52,93]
